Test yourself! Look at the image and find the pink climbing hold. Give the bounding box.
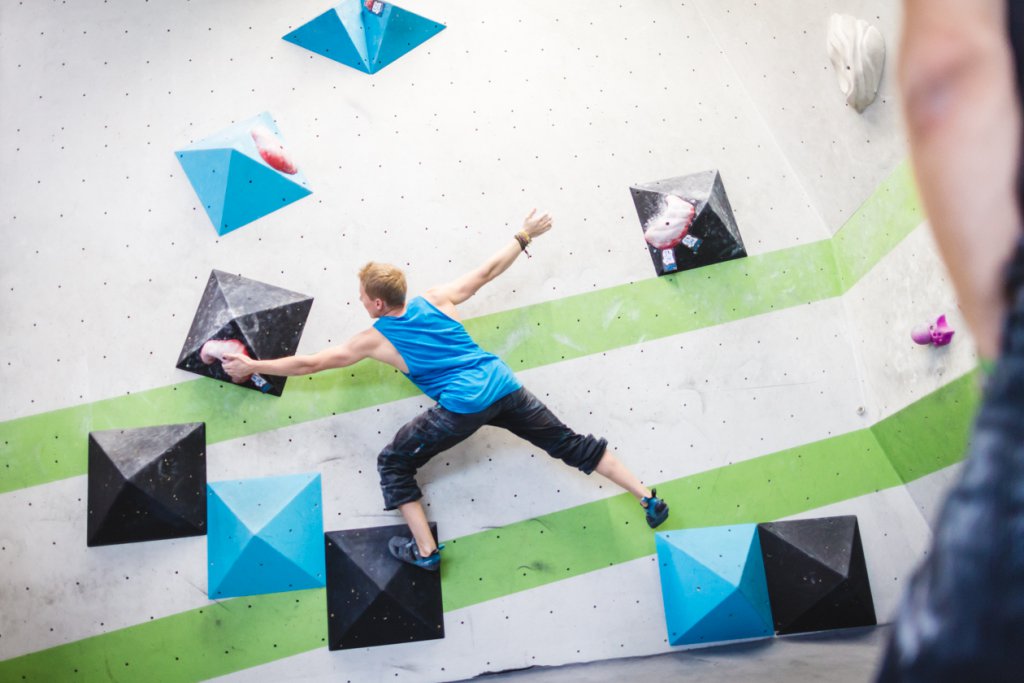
[643,195,696,250]
[199,339,273,392]
[930,314,955,346]
[910,324,933,345]
[200,338,248,365]
[250,125,298,175]
[911,315,955,346]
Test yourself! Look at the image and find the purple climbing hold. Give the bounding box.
[930,314,955,346]
[911,315,955,346]
[911,324,933,345]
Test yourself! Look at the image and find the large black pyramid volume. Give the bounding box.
[176,270,313,396]
[757,515,877,635]
[87,423,207,547]
[325,523,444,650]
[630,170,746,276]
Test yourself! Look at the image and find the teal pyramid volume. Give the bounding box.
[207,473,326,598]
[283,0,445,74]
[655,524,774,646]
[175,112,312,236]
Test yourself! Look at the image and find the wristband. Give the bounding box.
[514,231,532,257]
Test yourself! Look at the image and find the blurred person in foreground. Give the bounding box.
[877,1,1024,680]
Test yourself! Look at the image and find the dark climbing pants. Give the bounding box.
[376,387,607,510]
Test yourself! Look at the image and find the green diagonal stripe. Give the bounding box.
[0,590,328,683]
[0,370,979,682]
[871,369,978,484]
[833,160,923,288]
[0,162,921,495]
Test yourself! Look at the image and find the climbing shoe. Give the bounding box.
[388,536,444,571]
[642,488,669,529]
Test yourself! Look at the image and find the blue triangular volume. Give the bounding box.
[212,535,322,598]
[259,476,326,586]
[361,4,389,68]
[283,4,369,72]
[686,585,774,644]
[736,528,774,628]
[179,112,306,178]
[206,473,325,598]
[283,0,444,74]
[334,0,373,64]
[369,4,445,73]
[661,524,758,586]
[177,149,235,229]
[657,535,735,645]
[218,151,312,235]
[175,113,311,235]
[207,485,256,595]
[656,525,773,646]
[210,473,319,532]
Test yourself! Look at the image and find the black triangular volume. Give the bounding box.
[234,300,314,359]
[90,424,195,481]
[88,479,198,547]
[326,526,406,591]
[87,424,207,547]
[332,590,444,650]
[630,170,746,278]
[757,523,844,634]
[381,558,446,630]
[685,170,746,269]
[633,170,718,216]
[701,170,746,252]
[231,299,313,396]
[214,269,312,317]
[629,186,668,225]
[784,574,877,635]
[176,272,234,366]
[629,186,674,277]
[175,270,313,395]
[128,423,206,532]
[784,521,878,635]
[325,523,443,651]
[758,516,876,635]
[802,521,878,631]
[762,516,858,578]
[87,433,131,546]
[324,534,397,645]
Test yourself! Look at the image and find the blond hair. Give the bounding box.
[358,262,407,308]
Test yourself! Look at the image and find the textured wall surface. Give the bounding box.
[0,1,977,681]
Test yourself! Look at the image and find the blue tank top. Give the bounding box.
[373,296,521,413]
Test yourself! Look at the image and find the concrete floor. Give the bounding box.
[465,625,887,683]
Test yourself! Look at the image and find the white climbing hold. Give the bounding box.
[827,14,886,113]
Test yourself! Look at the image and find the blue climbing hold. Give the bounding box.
[283,0,445,74]
[175,112,311,236]
[207,472,326,598]
[655,524,774,646]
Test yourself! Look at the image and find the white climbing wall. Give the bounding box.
[0,1,974,681]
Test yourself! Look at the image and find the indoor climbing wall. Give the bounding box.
[0,1,976,681]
